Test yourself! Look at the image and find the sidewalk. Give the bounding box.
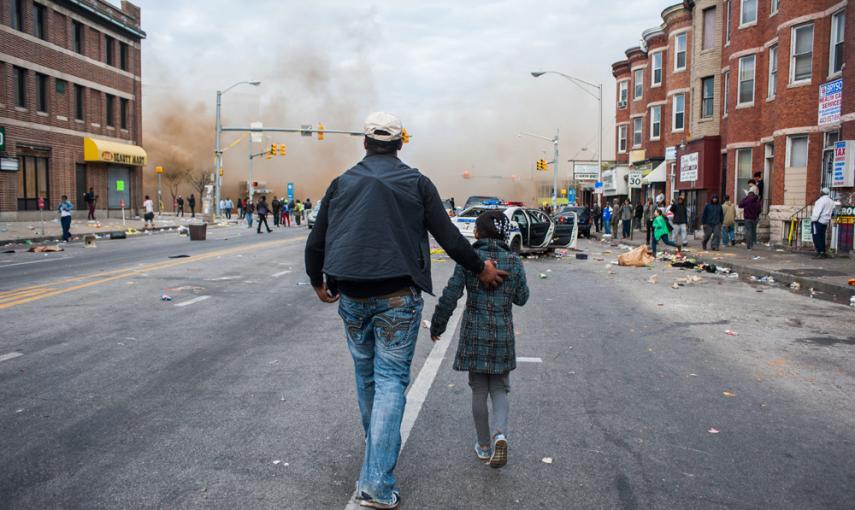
[0,214,222,245]
[591,230,855,306]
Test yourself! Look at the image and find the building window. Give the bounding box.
[703,7,716,50]
[36,73,48,112]
[791,24,814,84]
[73,21,84,54]
[672,94,685,131]
[13,66,26,108]
[740,0,757,26]
[120,98,128,129]
[106,94,115,127]
[633,69,643,100]
[701,76,715,118]
[618,80,628,107]
[105,35,115,66]
[33,3,46,40]
[725,1,732,43]
[11,0,23,31]
[120,42,129,71]
[632,117,643,147]
[74,84,85,121]
[618,125,628,153]
[770,0,779,15]
[830,11,845,75]
[650,106,661,140]
[651,52,662,86]
[17,156,50,211]
[787,135,808,167]
[738,54,755,105]
[736,148,753,201]
[723,71,730,115]
[675,33,687,71]
[768,45,778,99]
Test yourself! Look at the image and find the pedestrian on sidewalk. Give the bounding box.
[651,208,680,255]
[225,198,233,220]
[643,198,655,245]
[669,196,689,248]
[83,187,97,220]
[256,196,272,233]
[620,200,633,238]
[610,199,621,237]
[272,196,281,227]
[602,202,613,235]
[701,194,723,251]
[305,197,313,217]
[754,172,764,202]
[218,198,225,217]
[591,202,601,233]
[58,195,74,242]
[143,195,155,229]
[188,194,196,218]
[245,200,254,229]
[634,201,644,231]
[738,190,761,250]
[237,198,244,219]
[306,112,507,509]
[811,187,835,259]
[281,200,291,227]
[177,195,185,217]
[294,200,303,226]
[430,210,529,470]
[721,195,736,246]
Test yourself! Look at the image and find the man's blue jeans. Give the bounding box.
[721,224,734,245]
[604,220,611,235]
[339,290,424,505]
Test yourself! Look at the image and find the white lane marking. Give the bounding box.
[174,295,210,307]
[518,357,543,363]
[0,256,72,268]
[272,270,293,277]
[344,307,463,510]
[0,352,24,362]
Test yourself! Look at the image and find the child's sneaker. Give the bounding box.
[489,434,508,468]
[474,442,493,461]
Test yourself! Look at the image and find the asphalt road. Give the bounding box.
[1,230,853,509]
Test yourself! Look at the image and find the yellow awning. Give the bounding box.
[84,137,147,166]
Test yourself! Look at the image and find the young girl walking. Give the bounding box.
[430,210,529,468]
[651,208,681,255]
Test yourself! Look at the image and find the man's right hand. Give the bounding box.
[478,260,508,289]
[313,284,340,303]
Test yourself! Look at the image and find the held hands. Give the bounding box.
[431,335,440,342]
[313,284,339,303]
[478,259,508,289]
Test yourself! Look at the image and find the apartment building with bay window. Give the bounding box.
[612,0,855,252]
[0,0,145,220]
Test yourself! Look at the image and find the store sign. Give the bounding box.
[818,79,843,126]
[665,146,677,161]
[0,126,5,152]
[0,157,18,172]
[834,205,855,224]
[573,162,599,181]
[116,180,126,192]
[84,137,148,166]
[629,149,646,164]
[680,152,699,182]
[832,140,855,187]
[628,170,643,188]
[801,220,813,243]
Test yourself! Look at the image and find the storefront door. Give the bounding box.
[75,163,87,209]
[107,165,130,209]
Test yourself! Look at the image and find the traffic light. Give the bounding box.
[401,128,410,144]
[219,168,224,176]
[317,122,325,141]
[270,144,278,156]
[155,166,163,174]
[279,143,287,156]
[536,159,548,171]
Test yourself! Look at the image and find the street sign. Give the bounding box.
[628,170,643,188]
[300,125,313,137]
[250,122,264,143]
[37,197,44,210]
[119,199,125,209]
[287,182,294,203]
[116,180,125,192]
[567,189,577,205]
[0,126,5,152]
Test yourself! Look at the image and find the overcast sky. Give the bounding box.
[134,0,673,200]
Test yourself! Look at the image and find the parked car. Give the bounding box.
[452,205,554,254]
[307,199,321,229]
[463,195,502,210]
[551,206,591,245]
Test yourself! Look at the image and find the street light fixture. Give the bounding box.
[530,70,603,202]
[214,80,261,216]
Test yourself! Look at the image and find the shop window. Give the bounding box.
[651,52,662,86]
[13,66,26,108]
[17,155,50,211]
[701,76,715,118]
[618,81,628,108]
[618,125,628,153]
[74,84,85,121]
[632,118,643,147]
[120,42,129,71]
[830,11,845,76]
[768,45,778,99]
[105,94,115,127]
[33,3,46,40]
[73,20,84,54]
[120,98,128,129]
[723,70,730,115]
[738,54,755,105]
[740,0,757,26]
[672,94,685,131]
[11,0,23,31]
[36,73,48,112]
[786,136,808,168]
[650,106,661,140]
[105,35,115,66]
[736,148,753,201]
[674,33,687,71]
[791,24,814,84]
[633,69,643,100]
[702,7,716,50]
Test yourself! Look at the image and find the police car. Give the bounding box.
[452,204,555,254]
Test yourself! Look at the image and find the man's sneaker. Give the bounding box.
[360,493,399,509]
[489,434,508,468]
[474,442,493,461]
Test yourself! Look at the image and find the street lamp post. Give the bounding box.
[214,80,260,217]
[531,70,603,203]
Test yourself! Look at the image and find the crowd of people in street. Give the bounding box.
[216,196,313,232]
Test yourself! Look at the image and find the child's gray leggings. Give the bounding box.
[468,371,510,446]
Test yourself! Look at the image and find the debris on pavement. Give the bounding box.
[722,391,736,397]
[708,428,720,434]
[272,460,282,465]
[789,282,801,290]
[2,249,15,253]
[28,245,64,253]
[296,282,311,286]
[575,253,588,260]
[647,275,658,284]
[848,278,855,287]
[168,254,190,259]
[539,273,548,279]
[618,245,655,267]
[160,294,173,301]
[671,282,680,289]
[541,457,554,464]
[724,330,737,336]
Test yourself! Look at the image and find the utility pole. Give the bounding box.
[247,133,254,203]
[553,128,560,211]
[214,89,222,216]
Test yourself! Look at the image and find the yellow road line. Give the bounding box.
[0,236,306,310]
[0,288,57,303]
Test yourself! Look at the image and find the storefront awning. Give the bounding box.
[84,137,147,166]
[642,160,667,184]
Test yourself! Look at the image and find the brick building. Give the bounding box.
[611,0,855,252]
[0,0,145,221]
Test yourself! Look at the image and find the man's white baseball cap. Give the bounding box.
[364,112,403,141]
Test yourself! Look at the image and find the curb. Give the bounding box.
[2,225,186,247]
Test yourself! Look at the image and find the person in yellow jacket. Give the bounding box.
[294,200,304,226]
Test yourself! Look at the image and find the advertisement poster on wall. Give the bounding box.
[819,79,843,126]
[680,152,698,182]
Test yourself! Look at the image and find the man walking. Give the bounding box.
[701,194,723,251]
[225,198,233,220]
[669,195,689,248]
[721,195,736,246]
[591,202,601,233]
[188,194,196,218]
[602,201,613,235]
[256,196,272,233]
[83,187,97,220]
[143,195,155,229]
[739,190,761,250]
[177,195,185,217]
[306,112,506,509]
[620,200,633,238]
[272,196,281,228]
[811,188,835,259]
[643,199,655,245]
[58,195,74,242]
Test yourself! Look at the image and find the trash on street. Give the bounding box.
[28,245,64,253]
[541,457,553,464]
[617,245,654,267]
[160,294,172,301]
